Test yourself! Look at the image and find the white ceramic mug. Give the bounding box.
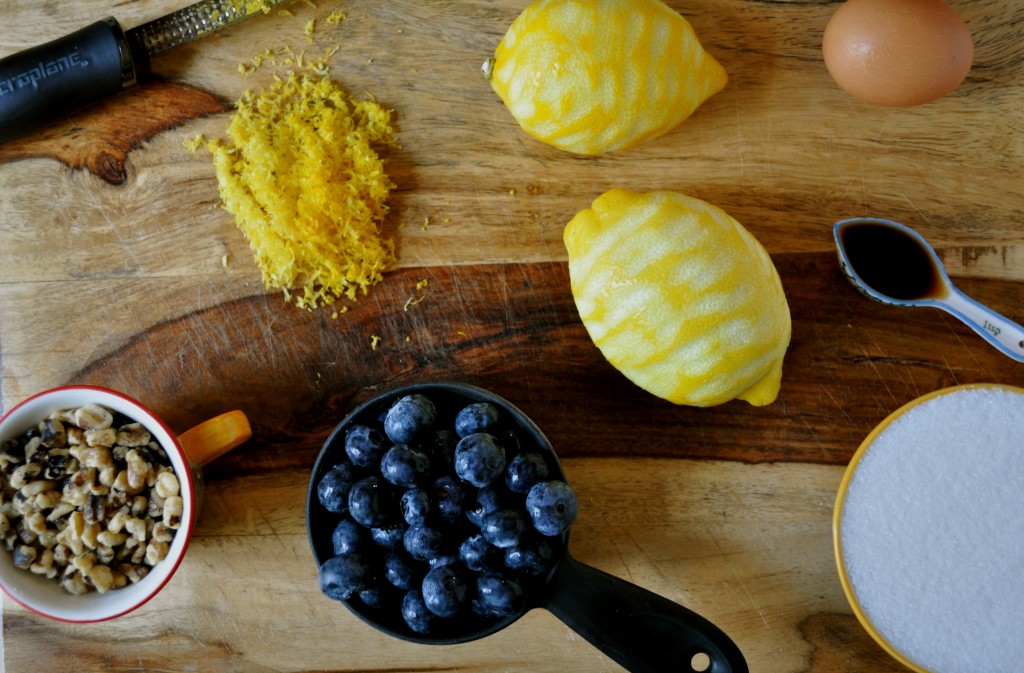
[0,385,250,622]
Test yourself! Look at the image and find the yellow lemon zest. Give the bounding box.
[204,71,396,310]
[565,189,791,406]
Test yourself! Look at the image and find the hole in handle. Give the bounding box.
[690,652,712,672]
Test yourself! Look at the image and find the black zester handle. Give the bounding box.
[0,18,137,143]
[0,1,287,144]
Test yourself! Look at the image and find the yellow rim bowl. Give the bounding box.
[832,383,1024,673]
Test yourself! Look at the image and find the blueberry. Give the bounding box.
[401,589,436,634]
[384,394,436,444]
[371,522,406,550]
[505,452,549,494]
[421,564,468,617]
[454,433,506,487]
[404,525,446,561]
[431,475,465,519]
[357,586,389,609]
[505,536,556,576]
[454,402,501,438]
[318,553,370,601]
[480,509,526,549]
[476,573,526,616]
[381,444,431,487]
[331,517,366,555]
[465,485,506,527]
[400,488,431,527]
[344,424,385,468]
[317,463,356,513]
[459,533,500,572]
[384,551,419,590]
[348,476,396,528]
[526,481,578,536]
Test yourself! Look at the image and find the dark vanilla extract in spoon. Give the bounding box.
[836,220,945,301]
[834,217,1024,362]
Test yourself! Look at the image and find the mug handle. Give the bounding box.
[178,410,252,467]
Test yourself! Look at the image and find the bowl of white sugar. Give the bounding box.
[833,384,1024,673]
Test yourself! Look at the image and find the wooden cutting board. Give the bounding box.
[2,1,1023,671]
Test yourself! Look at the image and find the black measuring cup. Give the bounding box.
[306,382,748,673]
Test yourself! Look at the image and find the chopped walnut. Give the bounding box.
[73,404,113,430]
[116,423,151,448]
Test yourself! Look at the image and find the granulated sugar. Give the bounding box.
[839,386,1024,673]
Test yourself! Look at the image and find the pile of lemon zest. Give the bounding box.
[203,70,397,310]
[507,189,516,196]
[421,216,430,232]
[326,11,346,24]
[415,279,429,290]
[304,18,316,41]
[457,330,467,337]
[370,335,381,350]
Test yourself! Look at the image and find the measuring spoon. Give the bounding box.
[834,217,1024,363]
[307,382,748,673]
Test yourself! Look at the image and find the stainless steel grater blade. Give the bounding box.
[128,0,291,57]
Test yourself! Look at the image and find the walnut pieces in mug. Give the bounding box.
[0,404,183,595]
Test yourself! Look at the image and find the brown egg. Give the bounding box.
[823,0,974,107]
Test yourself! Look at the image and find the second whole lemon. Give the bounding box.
[564,189,791,406]
[487,0,727,155]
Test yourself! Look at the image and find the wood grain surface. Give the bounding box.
[2,0,1023,671]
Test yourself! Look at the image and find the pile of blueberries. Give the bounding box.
[312,392,578,636]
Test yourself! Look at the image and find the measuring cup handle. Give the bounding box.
[544,552,748,673]
[178,410,252,467]
[941,289,1024,363]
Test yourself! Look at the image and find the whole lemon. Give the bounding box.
[487,0,727,155]
[564,189,791,406]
